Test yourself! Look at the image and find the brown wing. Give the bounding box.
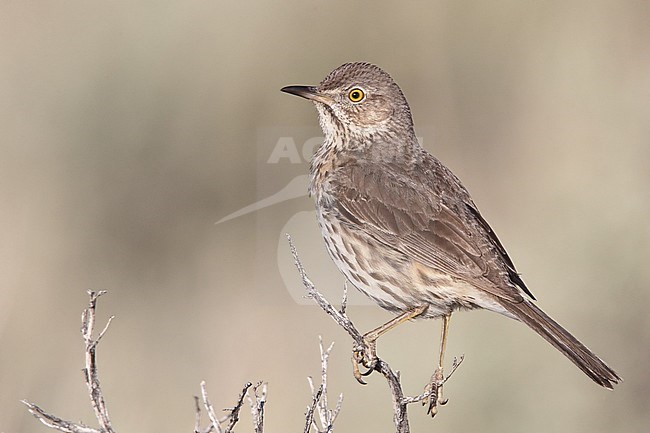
[329,157,533,303]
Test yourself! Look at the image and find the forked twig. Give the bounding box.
[304,338,343,433]
[246,381,267,433]
[23,290,115,433]
[288,234,413,433]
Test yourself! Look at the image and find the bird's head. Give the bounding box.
[282,62,415,143]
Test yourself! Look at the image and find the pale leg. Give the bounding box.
[352,305,428,384]
[424,313,452,416]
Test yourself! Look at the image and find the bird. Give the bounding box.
[281,62,621,413]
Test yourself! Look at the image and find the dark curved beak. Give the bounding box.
[281,85,333,105]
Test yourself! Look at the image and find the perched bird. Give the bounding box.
[281,62,621,413]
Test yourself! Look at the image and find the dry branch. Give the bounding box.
[23,290,114,433]
[304,337,343,433]
[246,381,267,433]
[195,381,260,433]
[27,231,452,433]
[287,234,461,433]
[23,290,340,433]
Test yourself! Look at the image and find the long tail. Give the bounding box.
[503,300,621,389]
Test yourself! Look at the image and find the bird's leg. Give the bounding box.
[423,313,451,416]
[352,305,428,384]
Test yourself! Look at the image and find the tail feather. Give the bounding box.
[504,300,621,389]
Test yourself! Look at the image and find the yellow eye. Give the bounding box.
[348,87,365,103]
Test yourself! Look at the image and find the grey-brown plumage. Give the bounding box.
[281,62,621,389]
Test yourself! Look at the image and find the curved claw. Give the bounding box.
[352,356,368,385]
[360,366,374,376]
[422,385,439,417]
[351,335,380,385]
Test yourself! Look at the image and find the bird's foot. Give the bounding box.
[351,337,378,385]
[422,366,446,416]
[422,355,464,417]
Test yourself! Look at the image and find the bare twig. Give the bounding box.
[194,396,213,433]
[246,381,267,433]
[289,234,445,433]
[287,234,364,344]
[23,290,267,433]
[200,381,224,433]
[339,282,348,316]
[224,382,252,433]
[82,291,115,433]
[316,338,343,431]
[304,384,323,433]
[304,338,343,433]
[21,401,99,433]
[23,290,115,433]
[197,381,254,433]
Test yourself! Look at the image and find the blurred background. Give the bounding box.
[1,1,649,432]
